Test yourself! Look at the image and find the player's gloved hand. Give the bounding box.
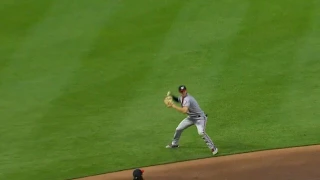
[164,91,174,107]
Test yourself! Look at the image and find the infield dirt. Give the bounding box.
[75,145,320,180]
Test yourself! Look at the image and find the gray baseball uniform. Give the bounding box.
[178,94,206,118]
[171,93,216,150]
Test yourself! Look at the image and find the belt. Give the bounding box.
[196,114,208,117]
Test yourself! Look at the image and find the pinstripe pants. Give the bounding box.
[171,115,216,150]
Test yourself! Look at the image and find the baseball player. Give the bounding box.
[164,85,218,155]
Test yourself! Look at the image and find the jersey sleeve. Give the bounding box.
[182,98,190,107]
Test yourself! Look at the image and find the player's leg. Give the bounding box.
[194,117,218,155]
[166,118,194,148]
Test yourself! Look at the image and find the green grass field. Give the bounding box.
[1,0,320,179]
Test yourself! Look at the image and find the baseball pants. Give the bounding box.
[171,116,216,150]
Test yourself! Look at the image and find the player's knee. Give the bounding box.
[176,127,183,131]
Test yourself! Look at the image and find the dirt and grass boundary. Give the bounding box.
[74,145,320,180]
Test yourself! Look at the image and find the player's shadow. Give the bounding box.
[185,142,262,154]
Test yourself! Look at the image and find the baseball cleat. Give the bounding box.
[166,144,179,148]
[212,147,219,155]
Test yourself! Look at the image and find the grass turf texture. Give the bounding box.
[0,0,320,179]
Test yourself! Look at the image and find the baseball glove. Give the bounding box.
[164,91,174,107]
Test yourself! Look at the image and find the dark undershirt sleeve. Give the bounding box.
[172,95,179,102]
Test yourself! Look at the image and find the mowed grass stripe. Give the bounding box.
[0,0,54,79]
[210,0,318,152]
[279,0,320,140]
[0,1,122,180]
[0,0,55,177]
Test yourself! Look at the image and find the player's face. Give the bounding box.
[180,90,187,97]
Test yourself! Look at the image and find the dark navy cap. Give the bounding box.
[133,169,144,180]
[178,85,187,92]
